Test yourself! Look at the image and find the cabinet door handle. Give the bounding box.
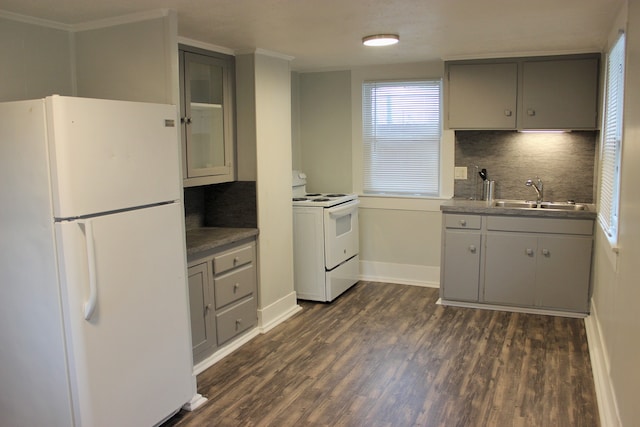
[469,245,477,253]
[527,109,536,117]
[205,303,212,313]
[459,219,467,227]
[525,248,535,257]
[542,248,550,257]
[504,109,512,117]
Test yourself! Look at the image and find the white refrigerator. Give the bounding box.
[0,96,196,426]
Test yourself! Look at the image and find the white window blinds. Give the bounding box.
[599,33,625,241]
[362,80,441,196]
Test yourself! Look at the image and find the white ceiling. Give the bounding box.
[1,0,624,71]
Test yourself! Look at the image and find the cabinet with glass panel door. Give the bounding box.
[179,46,235,186]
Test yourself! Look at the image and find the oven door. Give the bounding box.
[323,200,359,270]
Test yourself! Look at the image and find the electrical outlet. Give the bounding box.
[454,166,468,180]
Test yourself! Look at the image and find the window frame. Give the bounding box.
[361,78,443,197]
[598,32,625,245]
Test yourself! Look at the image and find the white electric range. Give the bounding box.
[292,171,360,301]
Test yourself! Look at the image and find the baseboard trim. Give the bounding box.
[584,301,621,427]
[359,260,439,288]
[258,291,302,333]
[437,298,587,318]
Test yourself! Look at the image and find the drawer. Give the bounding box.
[445,214,482,230]
[214,264,255,309]
[216,297,257,346]
[486,216,594,235]
[213,244,255,274]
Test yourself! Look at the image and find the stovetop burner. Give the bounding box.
[293,197,308,201]
[326,193,346,197]
[305,193,322,197]
[312,198,330,202]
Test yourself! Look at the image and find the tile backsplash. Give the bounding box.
[184,181,257,230]
[454,131,598,203]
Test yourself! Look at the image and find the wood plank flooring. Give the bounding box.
[164,281,599,427]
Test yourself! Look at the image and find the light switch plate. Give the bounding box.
[454,166,468,180]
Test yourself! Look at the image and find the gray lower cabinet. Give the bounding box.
[187,239,257,364]
[441,213,594,314]
[441,214,483,301]
[188,261,216,362]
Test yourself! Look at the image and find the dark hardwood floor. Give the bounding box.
[165,281,599,427]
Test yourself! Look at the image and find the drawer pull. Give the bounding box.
[236,319,243,329]
[542,248,550,257]
[525,248,534,257]
[233,283,240,293]
[469,245,477,253]
[460,219,467,227]
[233,256,241,265]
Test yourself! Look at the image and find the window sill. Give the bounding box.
[357,194,448,212]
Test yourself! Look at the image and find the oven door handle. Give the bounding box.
[328,200,360,218]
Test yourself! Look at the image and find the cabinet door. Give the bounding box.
[521,58,599,129]
[188,262,216,362]
[536,235,592,312]
[447,62,518,129]
[180,49,234,185]
[442,230,482,301]
[484,234,537,306]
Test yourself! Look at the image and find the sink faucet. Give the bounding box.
[525,177,544,203]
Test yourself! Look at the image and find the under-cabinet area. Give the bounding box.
[440,201,596,316]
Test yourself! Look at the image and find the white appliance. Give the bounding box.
[292,171,360,301]
[0,96,195,427]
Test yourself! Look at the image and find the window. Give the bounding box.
[362,80,441,196]
[599,33,625,243]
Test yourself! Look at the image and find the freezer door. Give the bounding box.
[46,96,182,218]
[55,203,193,426]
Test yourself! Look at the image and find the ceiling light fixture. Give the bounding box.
[362,34,399,47]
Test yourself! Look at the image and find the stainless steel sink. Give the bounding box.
[492,200,589,211]
[493,200,538,208]
[538,202,588,211]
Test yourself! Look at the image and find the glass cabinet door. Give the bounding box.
[181,50,233,181]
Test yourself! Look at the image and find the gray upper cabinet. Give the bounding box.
[521,57,599,130]
[447,62,518,129]
[445,54,600,130]
[179,46,235,187]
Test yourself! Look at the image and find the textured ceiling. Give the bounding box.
[0,0,624,71]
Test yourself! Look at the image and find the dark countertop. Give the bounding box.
[440,199,597,219]
[186,227,259,258]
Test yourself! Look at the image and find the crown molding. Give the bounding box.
[0,9,71,31]
[235,48,295,61]
[177,36,235,56]
[70,9,170,32]
[0,8,171,33]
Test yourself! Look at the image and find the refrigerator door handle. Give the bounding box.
[81,220,98,321]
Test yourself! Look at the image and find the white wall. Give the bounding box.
[299,70,352,193]
[0,15,73,101]
[238,51,299,330]
[0,11,178,105]
[590,1,640,425]
[74,11,178,104]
